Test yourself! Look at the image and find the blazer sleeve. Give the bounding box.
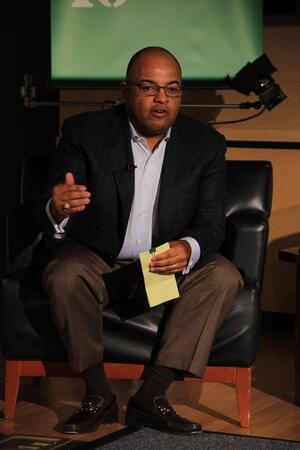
[182,132,227,261]
[35,117,87,231]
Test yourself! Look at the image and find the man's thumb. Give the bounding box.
[65,172,75,185]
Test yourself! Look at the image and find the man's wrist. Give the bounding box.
[180,237,201,274]
[180,239,192,259]
[49,199,65,223]
[46,199,69,238]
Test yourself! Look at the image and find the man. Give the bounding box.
[36,47,243,435]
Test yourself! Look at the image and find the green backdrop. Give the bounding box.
[51,0,263,82]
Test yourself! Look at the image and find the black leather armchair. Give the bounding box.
[0,155,273,427]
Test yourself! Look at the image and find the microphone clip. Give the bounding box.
[125,163,137,172]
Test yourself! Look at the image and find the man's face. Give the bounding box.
[122,52,182,140]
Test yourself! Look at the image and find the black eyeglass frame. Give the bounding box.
[126,80,183,97]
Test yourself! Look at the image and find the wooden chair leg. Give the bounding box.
[235,367,251,427]
[4,361,22,419]
[2,361,251,426]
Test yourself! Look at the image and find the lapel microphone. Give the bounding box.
[125,163,137,171]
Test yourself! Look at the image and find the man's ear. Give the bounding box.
[120,81,128,97]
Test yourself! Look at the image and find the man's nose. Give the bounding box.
[154,87,169,102]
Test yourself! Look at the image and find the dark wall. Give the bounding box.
[264,0,300,15]
[2,1,58,273]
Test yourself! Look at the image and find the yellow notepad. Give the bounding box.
[139,243,180,307]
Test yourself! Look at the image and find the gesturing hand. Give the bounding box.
[50,172,91,222]
[149,240,191,273]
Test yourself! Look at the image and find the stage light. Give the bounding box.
[228,54,287,110]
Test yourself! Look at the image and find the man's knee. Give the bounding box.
[41,245,109,308]
[42,250,85,297]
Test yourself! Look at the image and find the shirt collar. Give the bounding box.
[128,121,171,144]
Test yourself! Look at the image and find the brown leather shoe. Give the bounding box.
[62,395,118,434]
[125,396,202,434]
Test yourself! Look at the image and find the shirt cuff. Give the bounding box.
[180,237,201,275]
[46,199,69,239]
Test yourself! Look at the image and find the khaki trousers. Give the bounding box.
[41,243,243,377]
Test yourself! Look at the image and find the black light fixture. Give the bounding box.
[228,54,287,110]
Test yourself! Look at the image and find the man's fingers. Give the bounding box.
[151,256,185,268]
[69,205,87,213]
[151,247,176,260]
[61,190,91,201]
[150,251,186,270]
[151,249,179,264]
[149,241,189,273]
[65,172,75,185]
[54,184,87,194]
[51,175,91,219]
[150,261,185,273]
[61,198,91,208]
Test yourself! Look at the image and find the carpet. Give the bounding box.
[78,427,300,450]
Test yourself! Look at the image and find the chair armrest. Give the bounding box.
[0,273,66,360]
[7,204,42,273]
[208,280,260,367]
[221,211,269,290]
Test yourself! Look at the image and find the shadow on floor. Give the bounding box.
[253,312,295,403]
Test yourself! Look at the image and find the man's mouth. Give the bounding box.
[151,108,168,118]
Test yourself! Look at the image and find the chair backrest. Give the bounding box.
[20,154,52,205]
[225,161,272,220]
[223,160,272,289]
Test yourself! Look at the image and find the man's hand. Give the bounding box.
[149,240,191,273]
[50,172,91,222]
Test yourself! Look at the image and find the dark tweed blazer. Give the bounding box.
[36,104,227,267]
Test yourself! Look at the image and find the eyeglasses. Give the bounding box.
[126,81,183,98]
